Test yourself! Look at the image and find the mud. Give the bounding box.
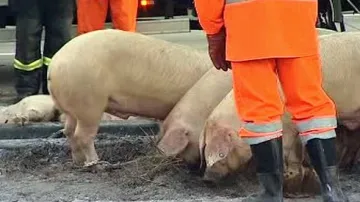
[0,132,359,202]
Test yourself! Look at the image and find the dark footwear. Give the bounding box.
[306,138,349,202]
[14,68,41,102]
[242,137,284,202]
[41,65,49,94]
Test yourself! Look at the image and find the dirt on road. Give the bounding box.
[0,133,359,202]
[0,80,358,202]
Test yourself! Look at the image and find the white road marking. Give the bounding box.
[0,53,14,56]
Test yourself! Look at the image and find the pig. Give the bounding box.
[0,95,58,125]
[199,90,252,182]
[199,31,360,193]
[0,94,127,127]
[199,90,321,196]
[318,32,360,170]
[48,29,214,167]
[156,68,233,167]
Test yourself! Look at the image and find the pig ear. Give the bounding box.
[156,128,190,157]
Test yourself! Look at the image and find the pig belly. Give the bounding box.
[106,96,173,120]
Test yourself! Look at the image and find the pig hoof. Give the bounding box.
[80,160,111,173]
[12,115,29,126]
[48,129,65,138]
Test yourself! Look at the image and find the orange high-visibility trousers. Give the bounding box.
[77,0,138,34]
[194,0,338,145]
[231,55,337,145]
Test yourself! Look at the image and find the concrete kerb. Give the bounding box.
[0,119,160,140]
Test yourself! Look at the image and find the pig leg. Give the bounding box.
[62,114,89,165]
[48,113,75,139]
[69,117,101,167]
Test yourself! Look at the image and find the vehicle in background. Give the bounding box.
[1,0,358,30]
[0,0,200,29]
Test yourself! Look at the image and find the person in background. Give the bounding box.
[194,0,348,201]
[12,0,75,102]
[317,0,345,32]
[76,0,139,35]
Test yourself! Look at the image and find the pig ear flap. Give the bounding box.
[199,128,207,171]
[156,128,190,157]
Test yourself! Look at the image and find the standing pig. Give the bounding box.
[318,32,360,169]
[156,68,233,167]
[48,29,213,167]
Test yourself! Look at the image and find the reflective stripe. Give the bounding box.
[13,58,43,71]
[43,57,52,66]
[300,129,336,145]
[244,121,282,134]
[226,0,247,4]
[242,132,282,145]
[295,117,337,133]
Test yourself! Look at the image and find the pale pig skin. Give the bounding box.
[199,90,252,182]
[0,95,126,126]
[200,90,320,196]
[157,68,233,166]
[0,95,58,125]
[318,32,360,168]
[48,29,213,167]
[199,32,360,191]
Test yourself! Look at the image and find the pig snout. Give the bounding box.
[202,122,252,182]
[203,164,229,183]
[202,123,238,181]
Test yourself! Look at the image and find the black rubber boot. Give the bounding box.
[14,68,41,103]
[41,65,49,95]
[306,138,349,202]
[242,137,284,202]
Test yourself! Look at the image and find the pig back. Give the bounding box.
[206,90,241,129]
[49,29,213,106]
[164,68,233,127]
[319,32,360,113]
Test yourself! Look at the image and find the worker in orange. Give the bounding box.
[76,0,138,34]
[194,0,348,201]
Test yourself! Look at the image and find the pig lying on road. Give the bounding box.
[157,68,233,166]
[0,95,58,125]
[48,29,213,167]
[0,95,125,126]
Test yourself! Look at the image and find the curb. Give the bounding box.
[0,119,160,140]
[0,135,155,150]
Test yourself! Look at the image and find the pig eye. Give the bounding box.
[219,153,225,158]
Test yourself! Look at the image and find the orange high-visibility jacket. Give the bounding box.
[194,0,320,62]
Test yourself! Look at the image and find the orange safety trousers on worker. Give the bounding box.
[231,56,337,145]
[77,0,138,34]
[194,0,338,145]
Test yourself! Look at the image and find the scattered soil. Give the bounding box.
[1,133,359,202]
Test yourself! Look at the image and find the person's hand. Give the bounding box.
[206,27,231,71]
